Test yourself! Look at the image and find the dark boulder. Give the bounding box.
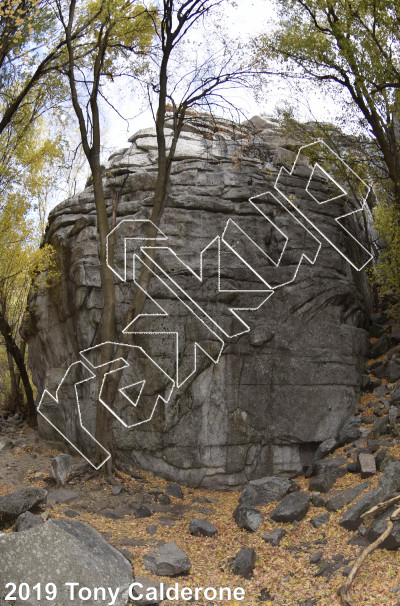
[262,528,287,546]
[233,505,264,532]
[270,491,310,523]
[165,484,184,499]
[310,513,330,528]
[143,541,191,576]
[338,417,361,445]
[189,518,217,537]
[369,335,391,358]
[367,506,400,550]
[13,511,44,533]
[325,482,370,512]
[0,488,47,522]
[231,548,257,579]
[309,467,347,493]
[239,477,293,507]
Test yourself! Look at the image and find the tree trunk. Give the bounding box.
[90,159,117,472]
[0,312,36,426]
[6,349,19,412]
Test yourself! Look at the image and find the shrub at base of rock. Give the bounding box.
[233,505,264,532]
[143,542,191,577]
[270,491,310,523]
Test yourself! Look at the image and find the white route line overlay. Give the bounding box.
[222,191,322,290]
[39,139,374,469]
[141,237,274,339]
[79,343,175,427]
[38,345,176,467]
[275,140,373,271]
[37,361,111,470]
[106,218,168,282]
[123,255,225,388]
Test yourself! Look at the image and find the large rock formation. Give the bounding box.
[26,115,372,488]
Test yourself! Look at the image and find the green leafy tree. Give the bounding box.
[256,0,400,291]
[373,201,400,294]
[0,0,73,422]
[0,1,66,134]
[0,115,62,423]
[257,0,400,199]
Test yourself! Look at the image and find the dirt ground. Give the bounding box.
[1,410,400,606]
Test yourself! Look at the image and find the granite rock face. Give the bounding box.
[26,115,372,488]
[0,520,133,605]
